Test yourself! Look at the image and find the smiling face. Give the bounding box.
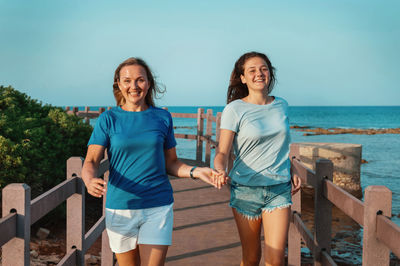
[240,56,270,93]
[117,64,150,109]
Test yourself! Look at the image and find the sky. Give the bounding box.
[0,0,399,107]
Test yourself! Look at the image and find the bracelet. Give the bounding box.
[190,166,197,180]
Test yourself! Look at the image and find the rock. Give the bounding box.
[36,227,50,240]
[85,254,100,264]
[30,250,39,258]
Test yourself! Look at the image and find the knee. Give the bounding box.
[242,253,261,266]
[264,255,285,266]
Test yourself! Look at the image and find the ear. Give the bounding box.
[240,74,246,84]
[117,80,122,90]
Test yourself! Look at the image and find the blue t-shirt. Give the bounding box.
[220,97,291,186]
[88,106,177,209]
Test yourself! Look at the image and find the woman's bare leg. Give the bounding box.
[115,247,140,266]
[232,208,262,266]
[138,244,169,266]
[262,207,291,266]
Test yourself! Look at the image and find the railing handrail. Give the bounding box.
[1,109,399,265]
[289,144,400,265]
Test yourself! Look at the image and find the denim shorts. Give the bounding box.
[230,180,292,219]
[105,203,174,253]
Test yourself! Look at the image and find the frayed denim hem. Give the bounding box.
[262,203,292,213]
[230,205,262,220]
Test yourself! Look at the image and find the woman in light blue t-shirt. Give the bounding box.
[82,57,221,266]
[214,52,301,266]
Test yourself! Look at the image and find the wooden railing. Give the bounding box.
[65,106,222,165]
[288,143,400,266]
[0,108,221,265]
[1,108,399,265]
[0,157,112,265]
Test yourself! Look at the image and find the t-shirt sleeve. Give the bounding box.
[88,113,110,147]
[164,112,177,150]
[220,104,239,133]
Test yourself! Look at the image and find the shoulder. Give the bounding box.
[273,96,288,106]
[150,106,172,118]
[97,107,119,121]
[223,99,243,114]
[272,96,289,109]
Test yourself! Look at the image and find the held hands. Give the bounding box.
[192,167,228,189]
[291,174,302,195]
[83,177,106,198]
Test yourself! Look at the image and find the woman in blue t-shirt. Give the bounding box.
[82,57,220,266]
[214,52,301,266]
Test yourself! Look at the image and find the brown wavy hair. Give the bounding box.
[113,57,165,107]
[227,52,276,104]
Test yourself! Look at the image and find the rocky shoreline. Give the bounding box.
[291,125,400,136]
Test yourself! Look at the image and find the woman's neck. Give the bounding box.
[121,102,149,112]
[242,92,273,105]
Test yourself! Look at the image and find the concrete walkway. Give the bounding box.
[166,176,242,266]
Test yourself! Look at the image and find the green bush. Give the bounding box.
[0,85,92,197]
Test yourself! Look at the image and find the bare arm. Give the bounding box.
[82,144,107,198]
[214,129,235,178]
[164,147,222,188]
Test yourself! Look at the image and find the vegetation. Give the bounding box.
[0,85,92,197]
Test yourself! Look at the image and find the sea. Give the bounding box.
[81,105,399,263]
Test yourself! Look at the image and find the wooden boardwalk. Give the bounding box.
[166,177,243,266]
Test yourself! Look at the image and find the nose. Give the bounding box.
[256,70,264,77]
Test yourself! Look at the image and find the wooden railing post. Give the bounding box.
[84,106,90,124]
[215,112,222,154]
[288,143,301,266]
[205,109,213,166]
[314,159,333,265]
[101,152,115,266]
[2,183,31,266]
[72,106,79,116]
[66,157,85,265]
[362,186,392,266]
[196,108,204,162]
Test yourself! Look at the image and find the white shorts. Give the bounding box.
[105,203,174,253]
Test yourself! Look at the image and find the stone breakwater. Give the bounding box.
[291,126,400,136]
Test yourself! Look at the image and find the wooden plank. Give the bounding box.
[376,215,400,258]
[314,159,333,265]
[321,250,337,266]
[57,248,77,266]
[196,108,204,161]
[31,177,77,224]
[324,180,364,226]
[0,213,17,246]
[293,212,315,253]
[291,158,317,187]
[175,133,197,140]
[2,183,31,266]
[205,109,213,166]
[362,186,391,266]
[288,143,301,266]
[171,113,197,118]
[84,216,105,253]
[215,112,221,153]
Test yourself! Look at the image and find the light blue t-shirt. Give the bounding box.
[220,97,291,186]
[88,106,177,209]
